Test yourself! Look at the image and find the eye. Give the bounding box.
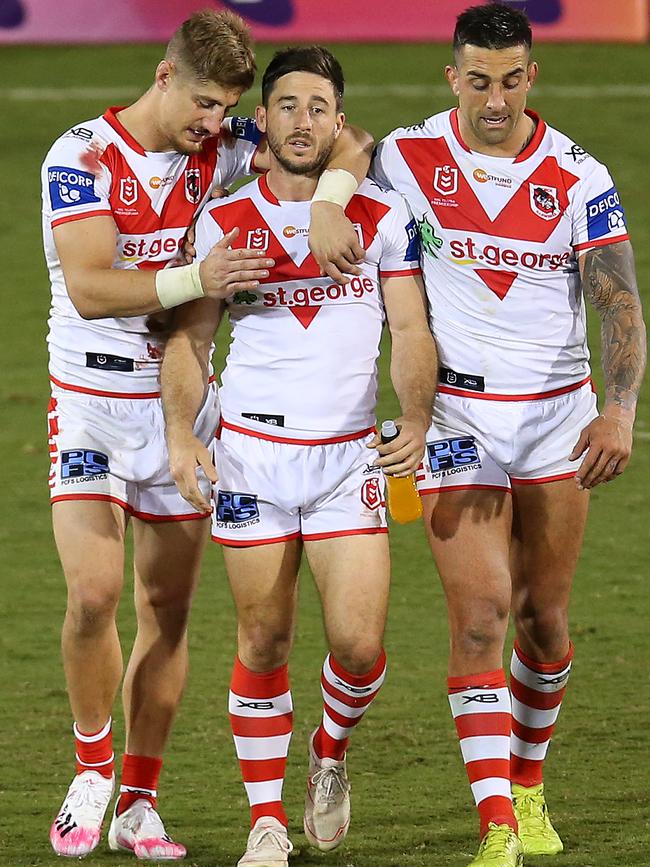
[472,82,489,92]
[504,78,521,90]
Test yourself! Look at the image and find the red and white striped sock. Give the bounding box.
[74,717,114,779]
[229,657,293,828]
[510,641,573,787]
[313,650,387,762]
[448,669,517,839]
[117,754,162,815]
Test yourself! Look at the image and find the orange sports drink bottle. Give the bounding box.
[380,420,423,524]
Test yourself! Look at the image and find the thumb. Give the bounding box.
[214,227,239,249]
[569,428,589,462]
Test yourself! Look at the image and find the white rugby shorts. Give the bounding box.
[211,425,387,545]
[416,380,598,494]
[47,384,219,520]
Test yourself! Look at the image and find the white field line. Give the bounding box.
[4,83,650,101]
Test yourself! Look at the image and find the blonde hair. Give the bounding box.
[166,9,256,90]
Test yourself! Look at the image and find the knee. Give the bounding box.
[66,580,121,635]
[450,597,510,659]
[238,618,293,671]
[513,597,569,653]
[330,638,384,676]
[137,585,194,638]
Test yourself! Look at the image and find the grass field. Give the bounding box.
[0,40,649,867]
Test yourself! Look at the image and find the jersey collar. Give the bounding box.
[450,107,546,162]
[103,106,147,156]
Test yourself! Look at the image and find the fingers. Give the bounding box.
[374,437,424,477]
[366,434,381,449]
[576,450,629,490]
[170,444,214,513]
[568,428,589,462]
[318,252,363,285]
[197,445,219,485]
[215,227,240,247]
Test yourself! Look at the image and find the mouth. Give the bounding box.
[187,127,210,143]
[481,116,509,128]
[286,137,312,151]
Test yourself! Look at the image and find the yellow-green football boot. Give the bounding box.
[512,782,563,856]
[469,823,524,867]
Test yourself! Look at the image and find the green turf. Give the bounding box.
[0,42,648,867]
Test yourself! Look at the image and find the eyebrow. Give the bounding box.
[277,94,330,105]
[466,66,526,80]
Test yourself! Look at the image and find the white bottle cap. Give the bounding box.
[381,420,398,440]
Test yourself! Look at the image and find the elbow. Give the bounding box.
[67,284,105,320]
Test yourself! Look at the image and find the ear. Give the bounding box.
[333,111,345,139]
[155,60,174,92]
[526,61,539,92]
[255,104,267,133]
[445,65,460,97]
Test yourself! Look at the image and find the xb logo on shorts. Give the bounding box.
[427,437,480,474]
[216,491,260,523]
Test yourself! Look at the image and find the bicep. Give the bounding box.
[578,240,641,313]
[382,273,431,336]
[53,215,117,277]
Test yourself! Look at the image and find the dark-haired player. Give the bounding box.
[372,3,645,865]
[161,46,437,866]
[43,10,372,859]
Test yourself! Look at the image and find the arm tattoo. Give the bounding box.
[582,240,647,411]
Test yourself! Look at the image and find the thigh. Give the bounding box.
[53,499,127,598]
[422,488,513,616]
[304,533,390,650]
[223,539,303,632]
[132,516,210,606]
[510,477,590,611]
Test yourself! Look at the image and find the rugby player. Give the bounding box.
[160,46,438,866]
[371,4,646,865]
[42,11,373,860]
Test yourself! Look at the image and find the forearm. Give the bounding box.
[67,267,162,319]
[582,241,647,421]
[390,329,439,427]
[326,124,374,185]
[161,331,211,442]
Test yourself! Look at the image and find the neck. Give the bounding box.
[266,162,319,202]
[458,109,536,159]
[116,88,170,153]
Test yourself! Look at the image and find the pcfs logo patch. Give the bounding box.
[427,437,480,473]
[60,449,109,479]
[586,186,626,240]
[48,166,100,211]
[216,491,260,523]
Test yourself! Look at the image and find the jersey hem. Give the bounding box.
[50,373,217,400]
[220,419,375,445]
[437,375,592,402]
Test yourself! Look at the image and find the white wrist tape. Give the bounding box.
[312,168,358,208]
[155,262,204,309]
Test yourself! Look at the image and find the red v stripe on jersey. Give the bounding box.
[475,268,518,300]
[101,144,161,234]
[291,306,321,329]
[396,137,580,243]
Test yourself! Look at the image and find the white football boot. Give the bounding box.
[303,731,351,851]
[108,798,186,860]
[237,817,293,866]
[50,770,114,857]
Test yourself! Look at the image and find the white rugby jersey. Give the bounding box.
[42,110,260,396]
[194,175,421,440]
[372,109,630,399]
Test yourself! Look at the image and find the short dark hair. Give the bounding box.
[453,3,532,54]
[261,46,344,110]
[166,9,256,90]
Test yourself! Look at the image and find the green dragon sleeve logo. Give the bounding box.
[417,217,443,258]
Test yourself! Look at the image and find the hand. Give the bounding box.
[168,432,218,513]
[309,202,365,285]
[368,417,426,477]
[199,228,275,299]
[569,410,634,490]
[179,190,231,265]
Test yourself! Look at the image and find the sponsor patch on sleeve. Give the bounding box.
[404,217,420,261]
[586,186,627,240]
[48,165,100,211]
[230,117,263,145]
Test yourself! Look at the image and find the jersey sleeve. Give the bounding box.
[376,191,421,278]
[42,130,112,229]
[369,133,398,192]
[193,202,226,264]
[570,160,630,253]
[213,116,263,190]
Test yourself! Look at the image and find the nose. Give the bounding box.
[294,107,312,130]
[202,107,226,135]
[486,84,507,113]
